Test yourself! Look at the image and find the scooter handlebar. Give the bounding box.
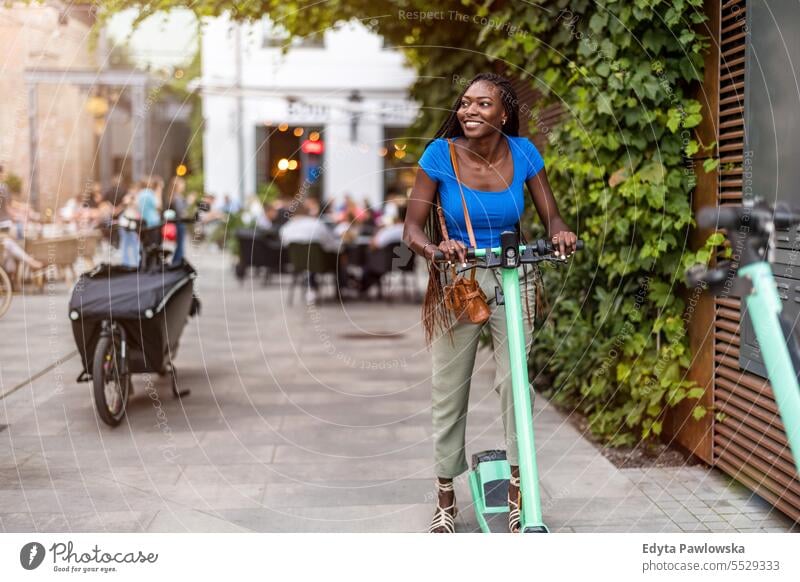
[697,203,800,231]
[431,239,584,262]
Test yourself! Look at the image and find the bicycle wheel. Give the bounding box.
[92,333,131,427]
[0,267,11,318]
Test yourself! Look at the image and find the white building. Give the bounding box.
[200,16,418,209]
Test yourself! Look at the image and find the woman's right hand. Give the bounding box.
[437,239,467,263]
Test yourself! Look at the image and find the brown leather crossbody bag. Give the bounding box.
[437,139,491,325]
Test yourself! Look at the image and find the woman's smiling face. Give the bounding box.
[456,80,507,138]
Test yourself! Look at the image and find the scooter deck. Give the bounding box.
[478,502,513,533]
[469,450,514,533]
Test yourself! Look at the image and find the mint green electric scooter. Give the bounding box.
[435,230,583,533]
[687,202,800,476]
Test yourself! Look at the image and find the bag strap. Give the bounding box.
[447,139,478,250]
[436,199,450,241]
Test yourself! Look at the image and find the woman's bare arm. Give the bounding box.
[526,169,577,257]
[403,168,466,262]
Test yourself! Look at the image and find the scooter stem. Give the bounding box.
[501,266,546,530]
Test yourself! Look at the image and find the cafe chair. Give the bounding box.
[374,242,418,302]
[287,242,338,305]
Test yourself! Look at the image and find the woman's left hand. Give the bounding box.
[551,230,578,259]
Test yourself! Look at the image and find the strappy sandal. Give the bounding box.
[428,479,458,533]
[508,475,521,533]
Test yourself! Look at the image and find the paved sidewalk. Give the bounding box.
[0,247,797,532]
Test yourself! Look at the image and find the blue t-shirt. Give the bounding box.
[418,135,544,249]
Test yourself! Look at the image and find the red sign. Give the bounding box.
[301,140,324,155]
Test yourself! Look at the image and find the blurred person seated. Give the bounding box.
[279,199,339,253]
[90,185,114,229]
[359,204,407,296]
[256,202,273,231]
[380,191,407,226]
[241,194,264,227]
[334,194,366,224]
[0,225,44,283]
[103,174,125,207]
[270,196,293,228]
[217,193,241,216]
[280,199,343,303]
[0,165,42,238]
[59,191,92,230]
[359,205,379,237]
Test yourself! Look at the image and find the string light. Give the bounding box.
[293,127,304,137]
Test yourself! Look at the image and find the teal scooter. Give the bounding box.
[435,230,583,533]
[687,201,800,476]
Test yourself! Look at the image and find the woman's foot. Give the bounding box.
[428,477,457,533]
[508,465,521,533]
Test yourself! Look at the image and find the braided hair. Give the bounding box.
[421,73,535,345]
[431,73,521,142]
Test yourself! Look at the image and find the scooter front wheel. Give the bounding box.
[92,334,131,427]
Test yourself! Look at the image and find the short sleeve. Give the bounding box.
[523,139,545,179]
[417,139,447,182]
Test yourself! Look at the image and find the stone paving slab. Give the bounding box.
[0,246,797,532]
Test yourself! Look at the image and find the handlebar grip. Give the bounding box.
[697,206,741,229]
[773,201,800,229]
[545,239,584,253]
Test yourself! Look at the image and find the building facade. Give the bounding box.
[0,2,98,214]
[200,16,418,208]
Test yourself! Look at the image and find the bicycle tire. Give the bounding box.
[92,333,131,427]
[0,268,11,317]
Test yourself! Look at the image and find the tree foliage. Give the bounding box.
[100,0,716,445]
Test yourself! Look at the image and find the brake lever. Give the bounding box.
[455,263,479,276]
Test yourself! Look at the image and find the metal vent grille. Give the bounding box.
[712,0,800,522]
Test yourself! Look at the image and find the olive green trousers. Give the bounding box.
[430,265,537,478]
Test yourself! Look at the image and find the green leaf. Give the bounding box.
[597,98,614,116]
[691,406,707,421]
[703,157,719,172]
[589,12,609,34]
[687,387,706,399]
[666,109,683,133]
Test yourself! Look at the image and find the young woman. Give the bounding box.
[403,73,577,533]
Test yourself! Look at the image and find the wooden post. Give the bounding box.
[663,0,720,464]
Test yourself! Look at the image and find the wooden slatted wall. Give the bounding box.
[712,0,800,522]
